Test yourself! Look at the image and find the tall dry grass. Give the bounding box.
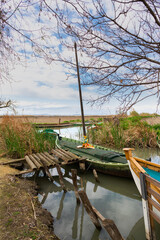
[88,118,157,149]
[0,116,55,158]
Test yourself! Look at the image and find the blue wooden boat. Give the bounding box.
[123,148,160,240]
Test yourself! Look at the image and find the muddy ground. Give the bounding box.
[0,159,60,240]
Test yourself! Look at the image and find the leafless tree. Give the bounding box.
[1,0,160,111]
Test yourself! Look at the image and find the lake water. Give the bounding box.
[37,126,160,240]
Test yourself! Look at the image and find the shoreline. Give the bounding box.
[0,162,60,240]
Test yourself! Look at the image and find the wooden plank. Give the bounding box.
[44,152,59,164]
[25,156,37,170]
[149,209,160,225]
[56,149,73,161]
[78,190,101,229]
[147,187,160,202]
[15,169,35,176]
[33,154,54,181]
[61,148,80,160]
[145,175,160,189]
[58,148,77,160]
[51,149,68,162]
[148,196,160,212]
[135,157,160,170]
[130,157,146,174]
[29,155,43,169]
[71,169,80,204]
[101,219,124,240]
[36,153,53,167]
[40,153,56,166]
[0,158,25,165]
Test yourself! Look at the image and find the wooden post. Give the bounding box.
[79,160,86,171]
[74,42,86,136]
[140,172,153,240]
[56,164,67,192]
[92,206,124,240]
[93,169,99,182]
[78,190,101,229]
[80,177,84,190]
[71,169,81,204]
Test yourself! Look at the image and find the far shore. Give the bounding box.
[0,114,114,124]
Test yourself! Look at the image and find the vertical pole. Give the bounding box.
[74,42,86,136]
[140,173,152,240]
[71,169,81,204]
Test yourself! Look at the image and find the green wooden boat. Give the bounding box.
[58,137,131,178]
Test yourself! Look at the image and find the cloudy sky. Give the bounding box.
[1,57,158,116]
[1,0,159,116]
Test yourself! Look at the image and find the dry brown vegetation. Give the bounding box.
[0,116,55,158]
[0,173,59,240]
[88,118,158,149]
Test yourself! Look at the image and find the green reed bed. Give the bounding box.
[0,116,55,158]
[88,116,157,149]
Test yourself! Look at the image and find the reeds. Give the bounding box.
[88,117,157,149]
[0,116,55,158]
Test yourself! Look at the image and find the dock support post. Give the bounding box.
[71,169,81,204]
[78,190,101,229]
[56,164,67,192]
[140,172,153,240]
[93,169,99,182]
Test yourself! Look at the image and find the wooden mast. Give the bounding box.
[74,42,86,136]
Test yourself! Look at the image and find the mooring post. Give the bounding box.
[78,190,101,229]
[140,172,153,240]
[93,169,99,182]
[71,169,81,204]
[56,164,67,192]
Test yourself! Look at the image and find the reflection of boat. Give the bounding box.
[58,137,131,178]
[123,148,160,240]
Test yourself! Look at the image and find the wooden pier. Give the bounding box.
[0,148,86,179]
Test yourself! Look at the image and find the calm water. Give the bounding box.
[37,126,160,240]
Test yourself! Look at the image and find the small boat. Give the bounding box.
[58,137,131,178]
[123,148,160,240]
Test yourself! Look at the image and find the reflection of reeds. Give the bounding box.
[88,118,157,149]
[0,115,55,158]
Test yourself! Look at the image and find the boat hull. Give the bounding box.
[58,138,131,178]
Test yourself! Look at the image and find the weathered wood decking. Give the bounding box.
[0,148,85,180]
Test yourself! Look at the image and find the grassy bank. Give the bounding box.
[0,116,55,158]
[87,115,158,149]
[0,165,59,240]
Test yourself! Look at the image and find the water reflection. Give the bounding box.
[37,168,147,240]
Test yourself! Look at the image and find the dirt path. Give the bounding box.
[0,159,60,240]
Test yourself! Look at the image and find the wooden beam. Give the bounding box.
[0,158,25,165]
[44,152,59,164]
[92,207,124,240]
[15,169,35,176]
[25,156,37,170]
[78,190,101,229]
[93,169,99,183]
[56,164,67,192]
[71,169,80,204]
